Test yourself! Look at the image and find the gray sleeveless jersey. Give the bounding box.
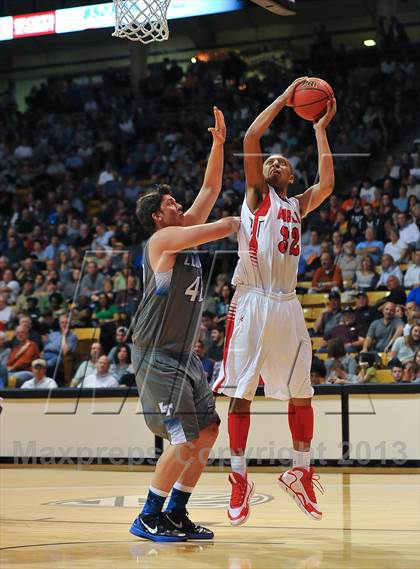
[132,241,204,354]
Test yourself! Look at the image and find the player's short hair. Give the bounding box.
[136,184,171,234]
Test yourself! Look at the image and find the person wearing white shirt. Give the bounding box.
[384,228,407,263]
[14,140,33,159]
[0,294,13,326]
[79,356,119,388]
[397,212,420,247]
[360,182,376,204]
[404,250,420,289]
[0,269,20,304]
[21,359,58,389]
[406,175,420,200]
[98,163,114,186]
[70,342,103,387]
[376,254,403,288]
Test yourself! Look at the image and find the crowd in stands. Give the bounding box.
[0,31,419,389]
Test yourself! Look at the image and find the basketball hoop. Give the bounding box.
[112,0,171,44]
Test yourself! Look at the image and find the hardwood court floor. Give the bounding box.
[1,468,419,569]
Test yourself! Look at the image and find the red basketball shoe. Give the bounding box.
[228,472,255,526]
[278,467,323,520]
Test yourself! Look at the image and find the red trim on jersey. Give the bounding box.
[213,304,236,392]
[248,192,271,266]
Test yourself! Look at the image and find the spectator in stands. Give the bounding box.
[215,284,234,323]
[310,352,326,385]
[200,311,215,350]
[313,291,342,337]
[376,254,403,289]
[92,292,119,324]
[301,230,321,264]
[70,295,93,328]
[384,227,408,263]
[354,292,379,337]
[21,359,58,389]
[0,294,13,329]
[15,279,36,313]
[109,344,133,384]
[404,249,420,289]
[337,241,359,284]
[6,325,40,384]
[62,268,82,302]
[0,268,20,304]
[323,306,365,353]
[355,227,384,265]
[114,275,141,318]
[310,253,343,293]
[391,361,404,383]
[407,287,420,309]
[407,175,420,200]
[376,275,407,307]
[0,332,10,368]
[70,341,103,387]
[353,255,378,292]
[402,361,418,383]
[80,261,105,299]
[92,223,114,250]
[108,326,132,361]
[324,338,357,384]
[389,324,420,364]
[360,177,376,203]
[79,355,119,388]
[357,359,378,384]
[207,325,225,362]
[362,302,404,353]
[402,301,420,336]
[392,184,408,213]
[193,339,214,383]
[397,212,419,249]
[42,314,77,375]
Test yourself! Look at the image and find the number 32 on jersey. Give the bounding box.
[278,226,300,256]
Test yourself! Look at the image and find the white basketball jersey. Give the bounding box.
[232,185,302,294]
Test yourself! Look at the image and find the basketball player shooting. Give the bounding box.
[214,78,336,523]
[129,107,241,542]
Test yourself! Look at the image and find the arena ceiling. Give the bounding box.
[0,1,418,65]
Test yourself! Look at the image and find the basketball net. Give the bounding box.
[112,0,171,44]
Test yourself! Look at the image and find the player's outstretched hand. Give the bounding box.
[281,77,308,107]
[208,106,226,145]
[313,97,337,130]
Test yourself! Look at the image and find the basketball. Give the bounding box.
[292,77,334,121]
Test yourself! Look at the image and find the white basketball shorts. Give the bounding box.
[213,285,314,401]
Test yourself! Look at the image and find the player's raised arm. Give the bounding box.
[183,107,226,226]
[149,217,240,272]
[296,98,337,217]
[243,77,307,210]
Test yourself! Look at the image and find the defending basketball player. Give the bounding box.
[213,78,336,523]
[130,108,240,542]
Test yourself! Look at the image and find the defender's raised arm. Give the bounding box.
[183,107,226,226]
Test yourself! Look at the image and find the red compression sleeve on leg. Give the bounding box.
[288,402,314,444]
[228,411,250,455]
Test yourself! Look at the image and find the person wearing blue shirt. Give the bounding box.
[355,227,384,265]
[301,230,321,263]
[43,314,77,371]
[407,287,420,309]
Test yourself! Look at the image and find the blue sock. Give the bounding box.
[141,487,168,516]
[165,484,192,512]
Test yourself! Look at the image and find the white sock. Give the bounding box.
[292,449,311,470]
[231,454,247,477]
[149,485,169,498]
[173,481,194,493]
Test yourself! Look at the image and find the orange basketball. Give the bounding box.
[292,77,334,121]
